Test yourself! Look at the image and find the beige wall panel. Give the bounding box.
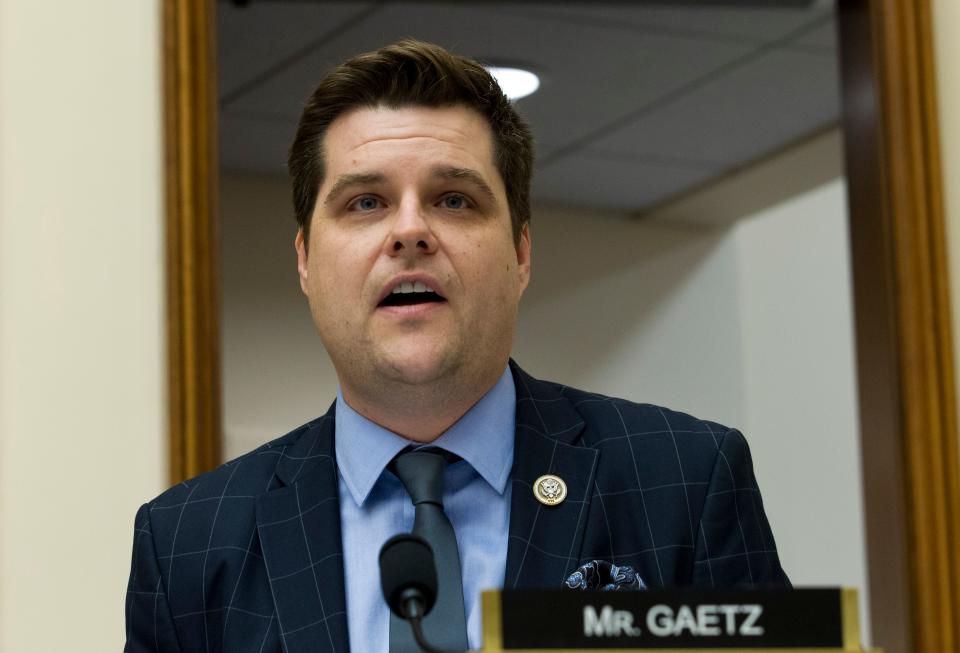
[0,1,165,650]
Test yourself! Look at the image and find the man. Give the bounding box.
[125,40,788,653]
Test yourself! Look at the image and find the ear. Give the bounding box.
[295,228,310,295]
[516,223,531,296]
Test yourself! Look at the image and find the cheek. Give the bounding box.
[309,233,373,290]
[464,247,520,306]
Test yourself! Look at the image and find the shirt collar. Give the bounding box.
[335,367,516,507]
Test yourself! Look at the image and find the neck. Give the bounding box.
[339,364,506,442]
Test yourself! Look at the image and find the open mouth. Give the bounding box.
[378,291,446,308]
[378,279,447,309]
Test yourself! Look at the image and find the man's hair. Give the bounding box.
[287,39,534,246]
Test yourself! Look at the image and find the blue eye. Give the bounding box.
[441,194,469,209]
[352,196,381,211]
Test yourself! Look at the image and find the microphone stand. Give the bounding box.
[409,615,453,653]
[398,588,464,653]
[380,534,467,653]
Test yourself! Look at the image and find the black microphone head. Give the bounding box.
[379,533,438,618]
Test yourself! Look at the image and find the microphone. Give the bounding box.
[379,533,460,653]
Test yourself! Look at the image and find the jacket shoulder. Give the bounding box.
[136,417,331,565]
[145,417,326,511]
[545,380,734,449]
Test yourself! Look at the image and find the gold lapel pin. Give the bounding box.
[533,474,567,506]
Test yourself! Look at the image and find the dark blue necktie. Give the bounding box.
[388,449,469,652]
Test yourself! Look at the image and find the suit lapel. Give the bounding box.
[256,408,350,653]
[505,363,599,589]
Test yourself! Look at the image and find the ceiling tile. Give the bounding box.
[224,2,754,152]
[508,0,834,44]
[218,1,378,99]
[790,19,837,50]
[218,1,839,213]
[586,48,840,170]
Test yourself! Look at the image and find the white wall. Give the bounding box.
[221,174,339,457]
[734,178,865,598]
[0,1,165,651]
[515,206,745,428]
[220,128,868,639]
[644,131,868,635]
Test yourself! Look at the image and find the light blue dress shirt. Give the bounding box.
[335,367,515,652]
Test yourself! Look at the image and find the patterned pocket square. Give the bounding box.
[564,560,648,591]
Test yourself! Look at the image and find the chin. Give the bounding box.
[379,348,459,386]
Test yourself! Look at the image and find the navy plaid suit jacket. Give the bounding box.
[125,362,788,652]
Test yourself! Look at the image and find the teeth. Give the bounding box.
[390,281,437,294]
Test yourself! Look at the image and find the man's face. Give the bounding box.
[295,105,531,398]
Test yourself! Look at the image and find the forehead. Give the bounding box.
[321,105,498,177]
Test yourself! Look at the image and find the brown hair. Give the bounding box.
[287,39,534,246]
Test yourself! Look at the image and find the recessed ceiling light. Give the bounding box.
[485,66,540,101]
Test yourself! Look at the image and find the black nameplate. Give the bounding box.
[500,588,843,649]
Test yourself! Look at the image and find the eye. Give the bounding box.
[348,195,383,212]
[439,194,471,210]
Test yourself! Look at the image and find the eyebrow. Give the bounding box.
[323,172,387,207]
[321,166,499,207]
[430,166,498,205]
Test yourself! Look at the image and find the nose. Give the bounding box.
[385,196,438,257]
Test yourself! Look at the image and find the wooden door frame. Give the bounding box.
[162,1,960,651]
[838,1,960,651]
[163,0,221,484]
